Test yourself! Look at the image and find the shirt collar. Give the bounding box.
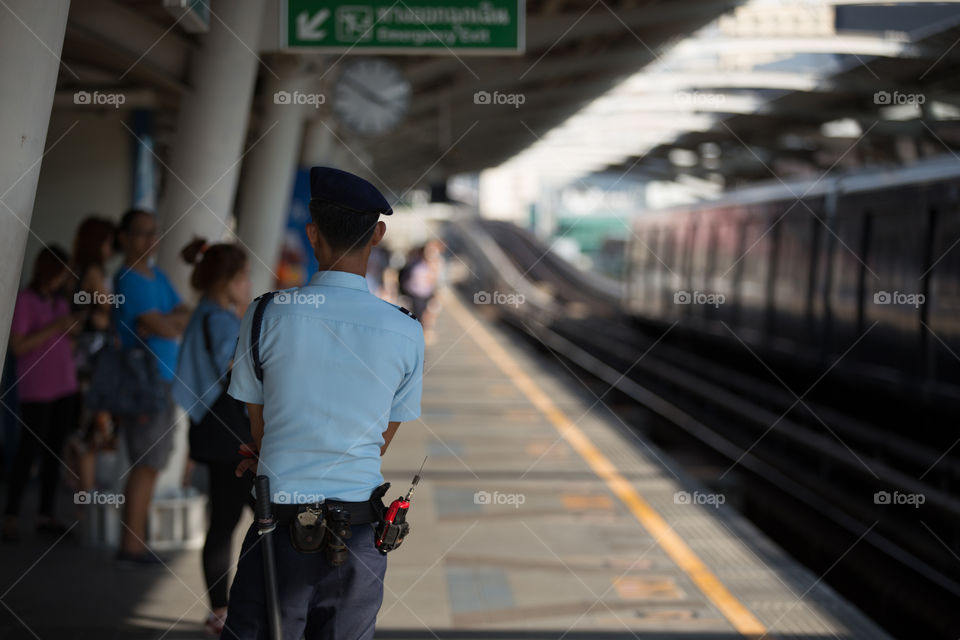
[308,270,369,291]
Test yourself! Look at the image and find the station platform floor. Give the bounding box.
[0,290,892,640]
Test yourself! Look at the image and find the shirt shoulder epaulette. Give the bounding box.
[375,297,419,322]
[396,305,418,321]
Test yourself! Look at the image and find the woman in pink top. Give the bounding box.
[3,246,84,542]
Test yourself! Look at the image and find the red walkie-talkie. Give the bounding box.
[375,457,426,552]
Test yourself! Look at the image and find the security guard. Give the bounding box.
[222,167,424,640]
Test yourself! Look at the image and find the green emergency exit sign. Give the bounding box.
[281,0,525,54]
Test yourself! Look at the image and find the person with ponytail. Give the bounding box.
[173,237,251,636]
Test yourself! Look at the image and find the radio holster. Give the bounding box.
[372,482,411,553]
[370,482,390,519]
[376,519,409,553]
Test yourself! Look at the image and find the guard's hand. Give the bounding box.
[235,443,259,477]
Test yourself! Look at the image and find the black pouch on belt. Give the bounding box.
[324,506,352,566]
[290,505,325,553]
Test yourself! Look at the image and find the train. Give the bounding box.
[623,155,960,403]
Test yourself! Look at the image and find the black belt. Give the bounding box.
[271,500,380,526]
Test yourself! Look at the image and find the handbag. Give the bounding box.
[85,343,167,416]
[188,312,251,463]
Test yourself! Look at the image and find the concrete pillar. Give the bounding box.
[0,0,71,371]
[236,58,313,298]
[301,115,338,167]
[155,0,266,296]
[301,116,376,183]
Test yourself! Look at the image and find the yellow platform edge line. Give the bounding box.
[444,291,769,639]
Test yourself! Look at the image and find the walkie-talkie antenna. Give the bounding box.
[405,456,428,500]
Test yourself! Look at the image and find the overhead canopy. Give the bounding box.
[54,0,741,196]
[498,0,960,188]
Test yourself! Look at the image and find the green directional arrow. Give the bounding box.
[282,0,525,54]
[296,8,329,41]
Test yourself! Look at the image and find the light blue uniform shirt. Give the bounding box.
[228,270,424,503]
[173,298,241,423]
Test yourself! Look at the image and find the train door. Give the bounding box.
[770,197,822,351]
[659,226,678,320]
[822,191,868,361]
[737,205,776,342]
[858,185,927,377]
[646,225,665,318]
[625,223,648,312]
[710,207,741,327]
[687,213,714,329]
[924,180,960,393]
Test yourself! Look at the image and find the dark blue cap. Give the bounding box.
[309,167,393,216]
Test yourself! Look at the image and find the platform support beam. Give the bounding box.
[235,58,312,298]
[154,0,266,297]
[0,0,71,373]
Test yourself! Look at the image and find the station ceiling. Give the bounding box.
[55,1,960,196]
[607,9,960,187]
[55,0,741,196]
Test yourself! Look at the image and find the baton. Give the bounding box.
[254,475,282,640]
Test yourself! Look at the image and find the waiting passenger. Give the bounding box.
[113,209,190,564]
[173,238,252,636]
[3,246,83,542]
[67,216,117,496]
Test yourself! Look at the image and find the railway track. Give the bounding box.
[446,218,960,640]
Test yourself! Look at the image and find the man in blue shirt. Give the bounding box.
[223,168,424,640]
[113,209,190,564]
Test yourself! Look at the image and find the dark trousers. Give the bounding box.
[223,521,387,640]
[203,460,255,609]
[4,393,79,518]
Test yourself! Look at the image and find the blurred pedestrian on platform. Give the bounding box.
[113,209,189,564]
[66,216,118,497]
[399,242,445,342]
[3,246,83,542]
[174,237,252,636]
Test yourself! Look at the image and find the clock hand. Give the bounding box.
[340,76,394,108]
